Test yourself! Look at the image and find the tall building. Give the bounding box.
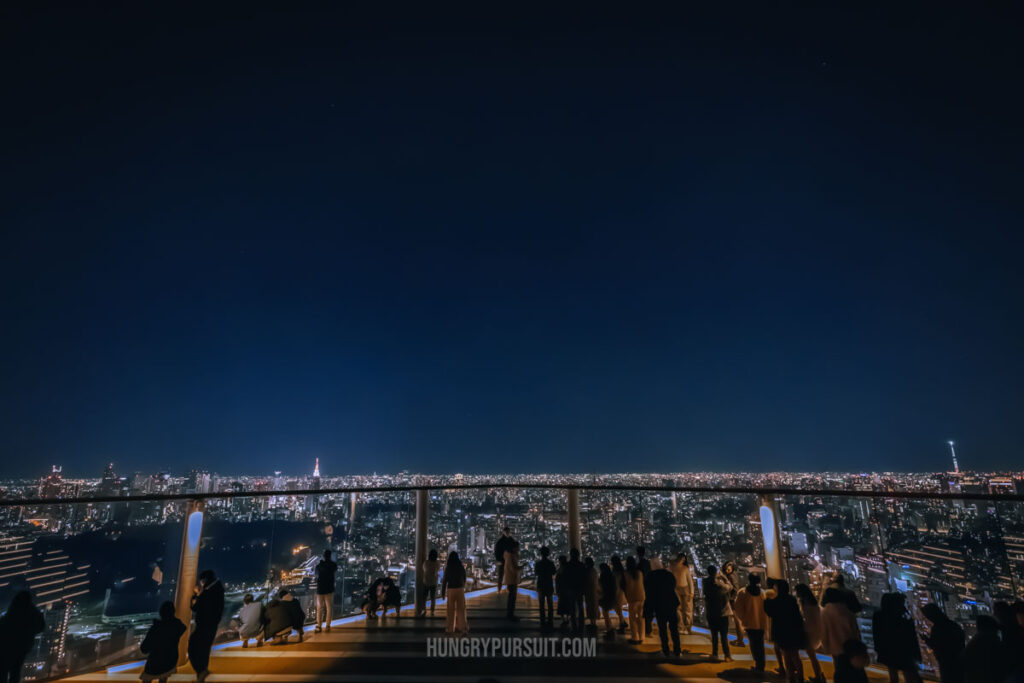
[39,466,64,499]
[0,536,90,679]
[99,463,119,497]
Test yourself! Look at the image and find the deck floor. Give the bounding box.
[66,588,885,682]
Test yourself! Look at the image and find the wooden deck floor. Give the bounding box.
[66,588,886,682]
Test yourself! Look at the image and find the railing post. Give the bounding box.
[174,499,205,666]
[567,488,581,554]
[758,495,787,581]
[414,488,428,617]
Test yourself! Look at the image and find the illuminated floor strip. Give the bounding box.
[107,587,499,673]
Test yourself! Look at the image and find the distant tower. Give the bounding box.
[948,440,960,474]
[313,458,320,479]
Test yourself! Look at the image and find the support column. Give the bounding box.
[174,499,205,666]
[414,489,428,617]
[567,488,581,554]
[759,495,787,581]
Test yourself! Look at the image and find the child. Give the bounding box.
[140,602,186,683]
[834,638,870,683]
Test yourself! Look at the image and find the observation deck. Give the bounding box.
[1,482,1019,681]
[63,589,884,683]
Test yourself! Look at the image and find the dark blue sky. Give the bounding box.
[2,4,1022,477]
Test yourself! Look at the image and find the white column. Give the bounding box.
[174,499,205,665]
[759,495,787,581]
[567,488,581,554]
[414,489,428,617]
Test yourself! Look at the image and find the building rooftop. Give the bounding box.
[65,588,885,683]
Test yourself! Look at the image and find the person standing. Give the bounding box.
[494,527,514,593]
[668,552,695,634]
[873,593,922,683]
[795,583,826,683]
[534,546,556,629]
[140,601,187,683]
[722,561,745,647]
[442,551,468,634]
[314,549,337,633]
[764,580,806,683]
[597,562,619,639]
[634,548,651,638]
[647,558,681,657]
[503,541,521,620]
[565,548,587,632]
[0,591,45,683]
[189,569,224,683]
[734,573,768,673]
[623,556,646,644]
[703,565,733,662]
[583,557,600,632]
[962,615,1007,683]
[420,549,441,617]
[610,555,628,633]
[820,585,861,659]
[921,603,965,683]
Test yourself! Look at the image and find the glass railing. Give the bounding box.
[0,483,1021,680]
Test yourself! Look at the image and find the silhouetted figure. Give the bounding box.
[834,638,870,683]
[188,569,224,683]
[555,555,570,628]
[381,578,402,618]
[722,560,745,647]
[0,591,45,683]
[420,549,441,617]
[441,551,468,634]
[921,603,964,683]
[623,556,646,644]
[314,549,337,633]
[494,527,514,592]
[610,555,628,633]
[363,578,386,617]
[703,564,732,661]
[873,592,922,683]
[994,601,1024,681]
[636,546,653,636]
[583,557,599,632]
[264,589,303,644]
[597,562,619,639]
[646,558,681,657]
[565,548,587,632]
[962,615,1008,683]
[235,593,264,648]
[503,541,521,620]
[140,601,186,683]
[734,573,768,673]
[764,580,805,683]
[795,583,826,683]
[667,552,695,634]
[820,586,861,659]
[534,546,556,629]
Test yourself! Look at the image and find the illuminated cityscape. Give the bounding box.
[1,460,1022,679]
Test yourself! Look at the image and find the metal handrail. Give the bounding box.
[2,481,1022,506]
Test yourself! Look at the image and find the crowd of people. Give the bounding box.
[4,535,1024,683]
[476,529,1024,682]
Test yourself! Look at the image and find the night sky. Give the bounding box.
[2,4,1022,477]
